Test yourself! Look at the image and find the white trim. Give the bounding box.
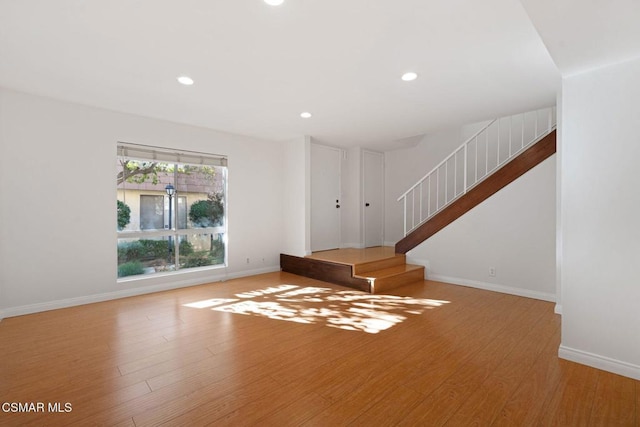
[426,273,556,303]
[402,257,556,302]
[554,304,562,315]
[341,242,365,249]
[559,345,640,381]
[0,266,279,319]
[384,240,397,248]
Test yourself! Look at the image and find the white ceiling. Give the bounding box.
[520,0,640,77]
[0,0,561,150]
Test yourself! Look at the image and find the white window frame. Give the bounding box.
[117,142,228,280]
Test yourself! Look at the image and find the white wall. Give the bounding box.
[385,122,556,301]
[0,88,285,318]
[281,136,310,257]
[559,57,640,380]
[410,157,556,301]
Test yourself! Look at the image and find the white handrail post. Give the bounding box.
[454,152,458,197]
[427,175,431,218]
[445,162,448,203]
[463,143,468,194]
[436,170,440,211]
[497,118,501,166]
[419,182,423,224]
[403,196,407,236]
[411,191,415,232]
[509,115,512,157]
[485,128,489,178]
[475,136,478,183]
[521,112,525,150]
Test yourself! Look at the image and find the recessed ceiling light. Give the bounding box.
[300,112,312,119]
[264,0,284,6]
[177,76,194,86]
[401,72,418,81]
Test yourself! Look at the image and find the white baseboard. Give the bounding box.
[554,304,562,315]
[559,345,640,381]
[0,266,280,320]
[404,256,556,302]
[425,273,556,303]
[341,243,364,249]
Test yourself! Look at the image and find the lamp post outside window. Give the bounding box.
[165,184,175,262]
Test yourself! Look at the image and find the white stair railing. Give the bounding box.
[397,106,557,236]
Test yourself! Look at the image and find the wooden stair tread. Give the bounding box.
[352,254,406,275]
[355,264,424,280]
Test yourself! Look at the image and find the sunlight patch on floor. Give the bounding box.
[183,285,450,334]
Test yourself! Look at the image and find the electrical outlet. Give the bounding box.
[489,267,496,277]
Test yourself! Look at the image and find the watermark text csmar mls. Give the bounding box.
[2,402,72,413]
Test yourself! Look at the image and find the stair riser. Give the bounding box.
[371,268,425,293]
[353,255,406,275]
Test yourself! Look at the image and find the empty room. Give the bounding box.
[1,0,638,425]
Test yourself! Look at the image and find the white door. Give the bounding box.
[363,150,384,247]
[311,144,341,251]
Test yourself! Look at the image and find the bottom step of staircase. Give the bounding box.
[354,264,425,293]
[280,247,425,293]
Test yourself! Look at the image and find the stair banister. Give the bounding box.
[396,118,496,202]
[397,107,556,237]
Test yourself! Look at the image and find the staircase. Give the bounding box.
[281,247,424,294]
[396,106,557,254]
[281,107,556,294]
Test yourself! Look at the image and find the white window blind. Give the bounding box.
[117,142,227,167]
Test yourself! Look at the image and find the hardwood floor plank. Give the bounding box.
[134,374,281,426]
[398,297,541,425]
[537,360,600,426]
[349,384,426,426]
[444,302,559,426]
[400,295,527,396]
[588,370,637,426]
[491,324,563,426]
[252,389,331,426]
[303,364,414,426]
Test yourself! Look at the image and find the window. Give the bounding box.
[140,195,164,230]
[139,195,187,230]
[116,142,227,279]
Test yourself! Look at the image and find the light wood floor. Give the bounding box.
[0,272,637,426]
[306,246,398,265]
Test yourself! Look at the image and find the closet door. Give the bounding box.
[311,143,341,251]
[363,150,384,247]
